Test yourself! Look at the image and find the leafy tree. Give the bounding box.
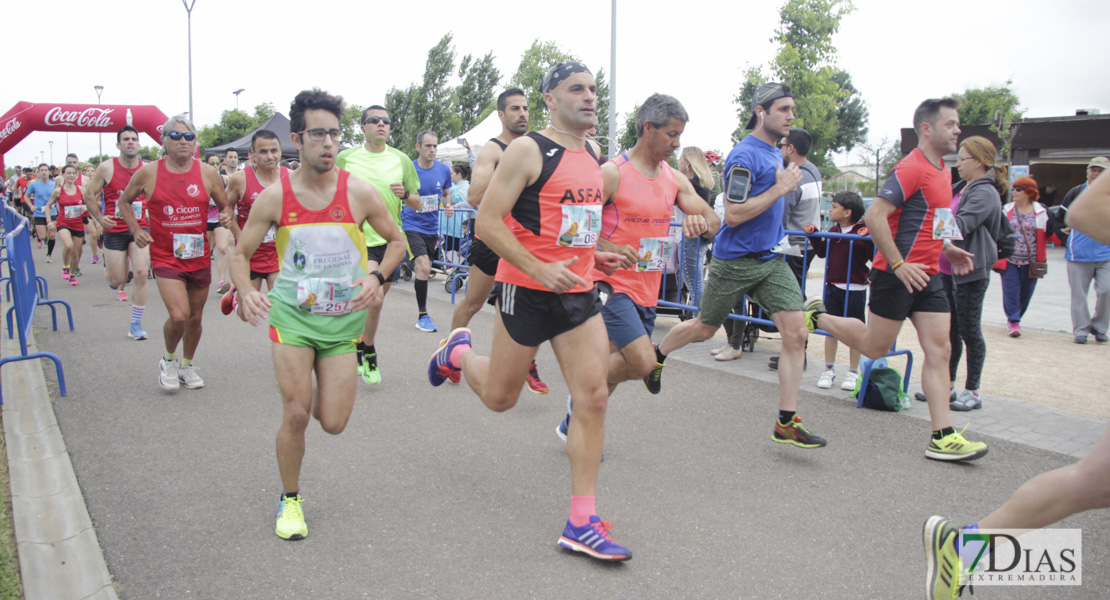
[509,40,577,130]
[594,68,611,157]
[340,104,365,148]
[730,0,867,171]
[617,104,640,154]
[385,85,419,159]
[953,83,1024,162]
[137,145,163,160]
[455,52,501,134]
[384,33,461,158]
[198,102,276,150]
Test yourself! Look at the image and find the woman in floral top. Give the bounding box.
[998,176,1049,337]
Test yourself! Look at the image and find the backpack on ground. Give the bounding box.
[852,366,909,412]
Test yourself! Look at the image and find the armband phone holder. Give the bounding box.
[725,165,752,204]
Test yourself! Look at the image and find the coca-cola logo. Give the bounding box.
[0,118,20,142]
[44,107,114,128]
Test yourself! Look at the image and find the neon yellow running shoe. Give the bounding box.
[276,493,308,540]
[923,516,971,599]
[926,424,988,462]
[803,297,826,333]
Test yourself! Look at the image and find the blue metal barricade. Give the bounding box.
[0,212,73,404]
[435,207,475,302]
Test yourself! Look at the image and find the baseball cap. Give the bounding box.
[1088,156,1109,170]
[745,82,793,130]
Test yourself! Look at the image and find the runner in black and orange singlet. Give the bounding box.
[118,114,233,392]
[446,88,550,392]
[428,62,632,562]
[84,126,152,338]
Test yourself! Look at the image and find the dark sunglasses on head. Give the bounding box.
[362,116,391,125]
[166,131,196,141]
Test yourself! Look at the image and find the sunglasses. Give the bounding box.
[166,131,196,141]
[297,128,343,142]
[362,116,391,125]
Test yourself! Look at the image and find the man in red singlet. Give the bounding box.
[118,115,233,392]
[222,129,286,316]
[229,89,405,540]
[554,94,719,440]
[427,62,632,561]
[84,126,152,338]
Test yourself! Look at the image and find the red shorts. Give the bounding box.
[152,266,212,288]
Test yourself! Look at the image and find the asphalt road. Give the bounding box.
[36,267,1110,599]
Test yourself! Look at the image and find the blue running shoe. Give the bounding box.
[416,314,437,332]
[428,327,470,386]
[556,395,572,442]
[558,516,631,561]
[128,322,148,340]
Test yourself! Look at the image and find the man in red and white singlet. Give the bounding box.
[224,129,287,305]
[553,94,719,439]
[118,114,233,392]
[228,89,405,541]
[427,62,633,562]
[84,126,153,338]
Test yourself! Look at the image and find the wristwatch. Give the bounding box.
[370,270,386,285]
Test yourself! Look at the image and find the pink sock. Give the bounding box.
[569,495,596,527]
[448,343,471,369]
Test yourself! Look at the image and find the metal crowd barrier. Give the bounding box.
[0,206,73,404]
[435,207,475,303]
[655,225,913,404]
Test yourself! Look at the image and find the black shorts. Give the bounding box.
[469,236,500,277]
[207,221,219,232]
[34,216,47,226]
[250,269,278,280]
[868,269,948,321]
[496,283,601,347]
[366,244,399,283]
[59,225,85,238]
[102,229,143,252]
[405,231,439,260]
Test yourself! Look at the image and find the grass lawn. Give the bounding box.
[0,424,24,599]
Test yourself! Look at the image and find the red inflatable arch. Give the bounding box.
[0,101,170,173]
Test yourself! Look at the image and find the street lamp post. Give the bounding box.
[182,0,197,122]
[233,89,245,110]
[49,141,53,164]
[94,85,104,162]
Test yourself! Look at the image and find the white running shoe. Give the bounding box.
[841,370,860,391]
[816,369,836,389]
[159,358,180,391]
[179,364,205,389]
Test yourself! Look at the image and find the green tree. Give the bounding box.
[953,83,1024,162]
[454,51,501,134]
[594,68,611,157]
[617,104,640,153]
[509,40,577,130]
[730,0,867,171]
[384,33,459,159]
[341,104,365,148]
[198,102,276,150]
[385,85,419,159]
[137,145,163,160]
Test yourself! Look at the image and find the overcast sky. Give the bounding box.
[4,0,1107,170]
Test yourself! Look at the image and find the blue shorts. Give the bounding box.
[601,292,656,349]
[823,282,867,323]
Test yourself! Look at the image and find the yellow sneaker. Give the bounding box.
[923,516,970,599]
[276,493,308,540]
[926,425,988,462]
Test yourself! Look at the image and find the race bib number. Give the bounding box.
[419,194,440,213]
[635,237,674,272]
[172,233,205,260]
[64,205,86,219]
[263,225,277,244]
[296,277,354,315]
[557,205,601,248]
[933,208,963,240]
[114,200,144,220]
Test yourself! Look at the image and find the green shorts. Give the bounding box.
[698,255,803,328]
[267,299,363,357]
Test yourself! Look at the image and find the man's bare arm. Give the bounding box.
[466,143,503,207]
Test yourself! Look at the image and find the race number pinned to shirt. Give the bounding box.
[263,225,277,244]
[557,205,601,248]
[172,233,205,259]
[419,194,440,213]
[635,237,674,271]
[115,200,144,220]
[64,205,87,219]
[297,277,355,315]
[933,208,963,240]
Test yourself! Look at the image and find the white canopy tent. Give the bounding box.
[435,111,503,163]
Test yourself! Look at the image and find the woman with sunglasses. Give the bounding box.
[942,136,1007,411]
[998,176,1048,337]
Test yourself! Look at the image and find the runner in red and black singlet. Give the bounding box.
[446,88,550,393]
[118,115,233,392]
[83,126,153,338]
[45,165,89,284]
[552,95,718,453]
[428,63,633,562]
[810,97,989,465]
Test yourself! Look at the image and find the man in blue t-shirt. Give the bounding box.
[24,164,58,260]
[645,82,827,449]
[402,130,453,332]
